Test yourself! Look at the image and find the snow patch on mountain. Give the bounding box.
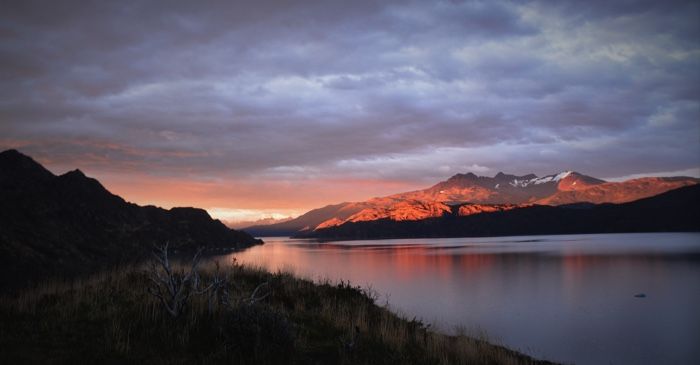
[509,171,573,188]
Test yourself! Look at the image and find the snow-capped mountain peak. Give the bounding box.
[509,171,574,188]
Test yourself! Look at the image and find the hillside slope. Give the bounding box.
[0,149,262,290]
[302,185,700,240]
[243,202,372,236]
[247,170,697,236]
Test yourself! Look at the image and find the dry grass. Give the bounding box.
[0,261,555,365]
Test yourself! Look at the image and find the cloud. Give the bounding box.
[605,167,700,182]
[1,0,699,217]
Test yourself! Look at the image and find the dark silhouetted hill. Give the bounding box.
[0,149,262,290]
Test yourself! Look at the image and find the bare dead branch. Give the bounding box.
[146,244,271,317]
[247,282,270,304]
[146,243,205,317]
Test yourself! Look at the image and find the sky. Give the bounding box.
[1,0,699,223]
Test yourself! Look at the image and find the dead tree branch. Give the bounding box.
[146,242,204,317]
[247,282,270,305]
[146,243,271,316]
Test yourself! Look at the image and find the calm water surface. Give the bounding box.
[224,233,700,365]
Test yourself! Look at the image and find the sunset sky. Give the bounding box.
[2,1,699,223]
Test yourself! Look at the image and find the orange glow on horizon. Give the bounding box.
[83,171,423,222]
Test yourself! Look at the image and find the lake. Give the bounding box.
[223,233,700,365]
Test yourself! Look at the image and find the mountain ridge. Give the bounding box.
[244,170,698,236]
[300,184,700,240]
[0,149,263,290]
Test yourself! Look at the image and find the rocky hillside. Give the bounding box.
[302,184,700,240]
[536,177,698,205]
[0,149,262,290]
[243,201,372,236]
[246,170,697,236]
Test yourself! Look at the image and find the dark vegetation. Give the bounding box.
[0,259,555,364]
[303,185,700,240]
[0,149,262,290]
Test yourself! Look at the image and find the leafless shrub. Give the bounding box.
[146,242,204,317]
[146,243,271,317]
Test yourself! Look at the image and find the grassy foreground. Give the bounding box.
[0,262,555,364]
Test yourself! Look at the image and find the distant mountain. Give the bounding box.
[246,170,697,236]
[536,177,698,205]
[243,202,371,236]
[392,171,606,204]
[301,184,700,240]
[226,216,293,229]
[0,149,262,290]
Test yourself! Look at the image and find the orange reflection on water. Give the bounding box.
[229,241,498,285]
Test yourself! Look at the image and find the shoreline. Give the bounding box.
[0,263,557,364]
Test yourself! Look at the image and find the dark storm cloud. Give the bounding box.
[1,0,698,184]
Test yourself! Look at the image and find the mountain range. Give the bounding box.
[302,185,700,240]
[0,149,262,290]
[244,170,698,237]
[226,216,293,230]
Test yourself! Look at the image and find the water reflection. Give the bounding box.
[220,233,700,365]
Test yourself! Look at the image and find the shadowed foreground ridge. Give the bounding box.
[0,264,556,365]
[0,149,262,290]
